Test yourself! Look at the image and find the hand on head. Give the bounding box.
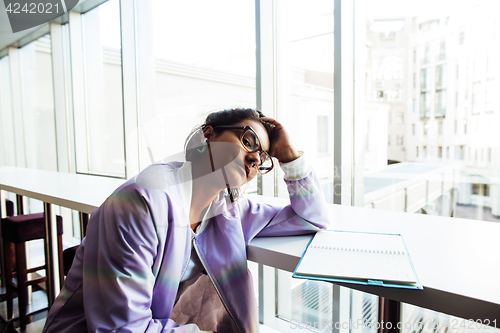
[260,117,300,163]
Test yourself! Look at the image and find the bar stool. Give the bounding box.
[1,210,63,331]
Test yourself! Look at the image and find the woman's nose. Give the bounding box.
[246,151,260,168]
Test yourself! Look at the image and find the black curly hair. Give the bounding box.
[184,108,273,162]
[184,108,274,201]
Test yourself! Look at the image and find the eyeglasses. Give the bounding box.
[212,125,273,174]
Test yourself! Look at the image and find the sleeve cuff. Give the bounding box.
[279,151,312,181]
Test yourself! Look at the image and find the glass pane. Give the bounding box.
[358,0,500,329]
[79,0,125,177]
[143,0,256,179]
[19,35,58,171]
[274,0,335,330]
[0,55,16,166]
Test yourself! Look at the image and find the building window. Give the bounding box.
[387,90,400,102]
[454,121,458,134]
[413,73,416,88]
[447,146,450,158]
[416,146,419,157]
[435,64,447,118]
[377,90,384,99]
[388,112,391,124]
[388,134,391,146]
[424,45,430,63]
[396,135,404,145]
[420,92,430,119]
[438,146,443,158]
[439,41,446,60]
[423,146,427,157]
[412,124,416,135]
[472,184,490,196]
[456,64,459,79]
[459,31,465,45]
[464,121,467,134]
[438,122,443,135]
[413,49,417,63]
[423,123,428,135]
[396,112,404,124]
[472,82,481,114]
[413,99,416,113]
[317,116,329,154]
[420,68,430,119]
[488,148,492,163]
[455,92,458,107]
[435,90,447,118]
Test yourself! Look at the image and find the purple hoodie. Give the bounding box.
[42,160,330,333]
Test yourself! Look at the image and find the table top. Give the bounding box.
[1,166,499,323]
[247,199,500,324]
[0,166,124,214]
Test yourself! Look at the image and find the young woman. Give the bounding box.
[42,108,330,333]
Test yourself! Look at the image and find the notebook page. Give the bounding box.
[296,231,417,284]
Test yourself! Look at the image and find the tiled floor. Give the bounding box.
[0,288,48,333]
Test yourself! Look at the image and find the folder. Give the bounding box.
[292,230,423,290]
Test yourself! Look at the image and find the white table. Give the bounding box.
[1,167,499,327]
[247,201,500,326]
[0,166,123,305]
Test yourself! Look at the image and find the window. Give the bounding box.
[420,92,430,118]
[317,116,329,154]
[472,82,481,114]
[396,112,404,124]
[488,148,492,163]
[459,31,465,44]
[455,92,458,107]
[413,99,416,113]
[76,0,126,177]
[435,90,447,118]
[423,123,429,135]
[147,0,257,169]
[438,146,443,158]
[435,64,447,117]
[424,45,430,63]
[472,184,490,196]
[18,36,58,172]
[416,146,419,157]
[454,121,458,134]
[413,73,416,88]
[396,135,404,145]
[412,124,416,135]
[388,134,391,146]
[0,56,16,166]
[388,111,391,124]
[439,41,446,60]
[420,68,430,118]
[447,147,450,158]
[423,146,427,157]
[438,122,443,135]
[464,121,467,134]
[413,49,417,63]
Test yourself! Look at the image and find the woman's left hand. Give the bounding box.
[261,117,300,163]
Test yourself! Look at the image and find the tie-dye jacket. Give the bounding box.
[42,161,330,333]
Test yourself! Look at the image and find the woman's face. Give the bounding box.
[206,119,271,187]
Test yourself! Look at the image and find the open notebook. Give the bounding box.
[292,230,422,289]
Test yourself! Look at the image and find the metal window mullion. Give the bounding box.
[8,47,26,167]
[50,22,70,173]
[120,0,140,178]
[68,11,89,174]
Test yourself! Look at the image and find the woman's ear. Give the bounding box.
[202,125,216,142]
